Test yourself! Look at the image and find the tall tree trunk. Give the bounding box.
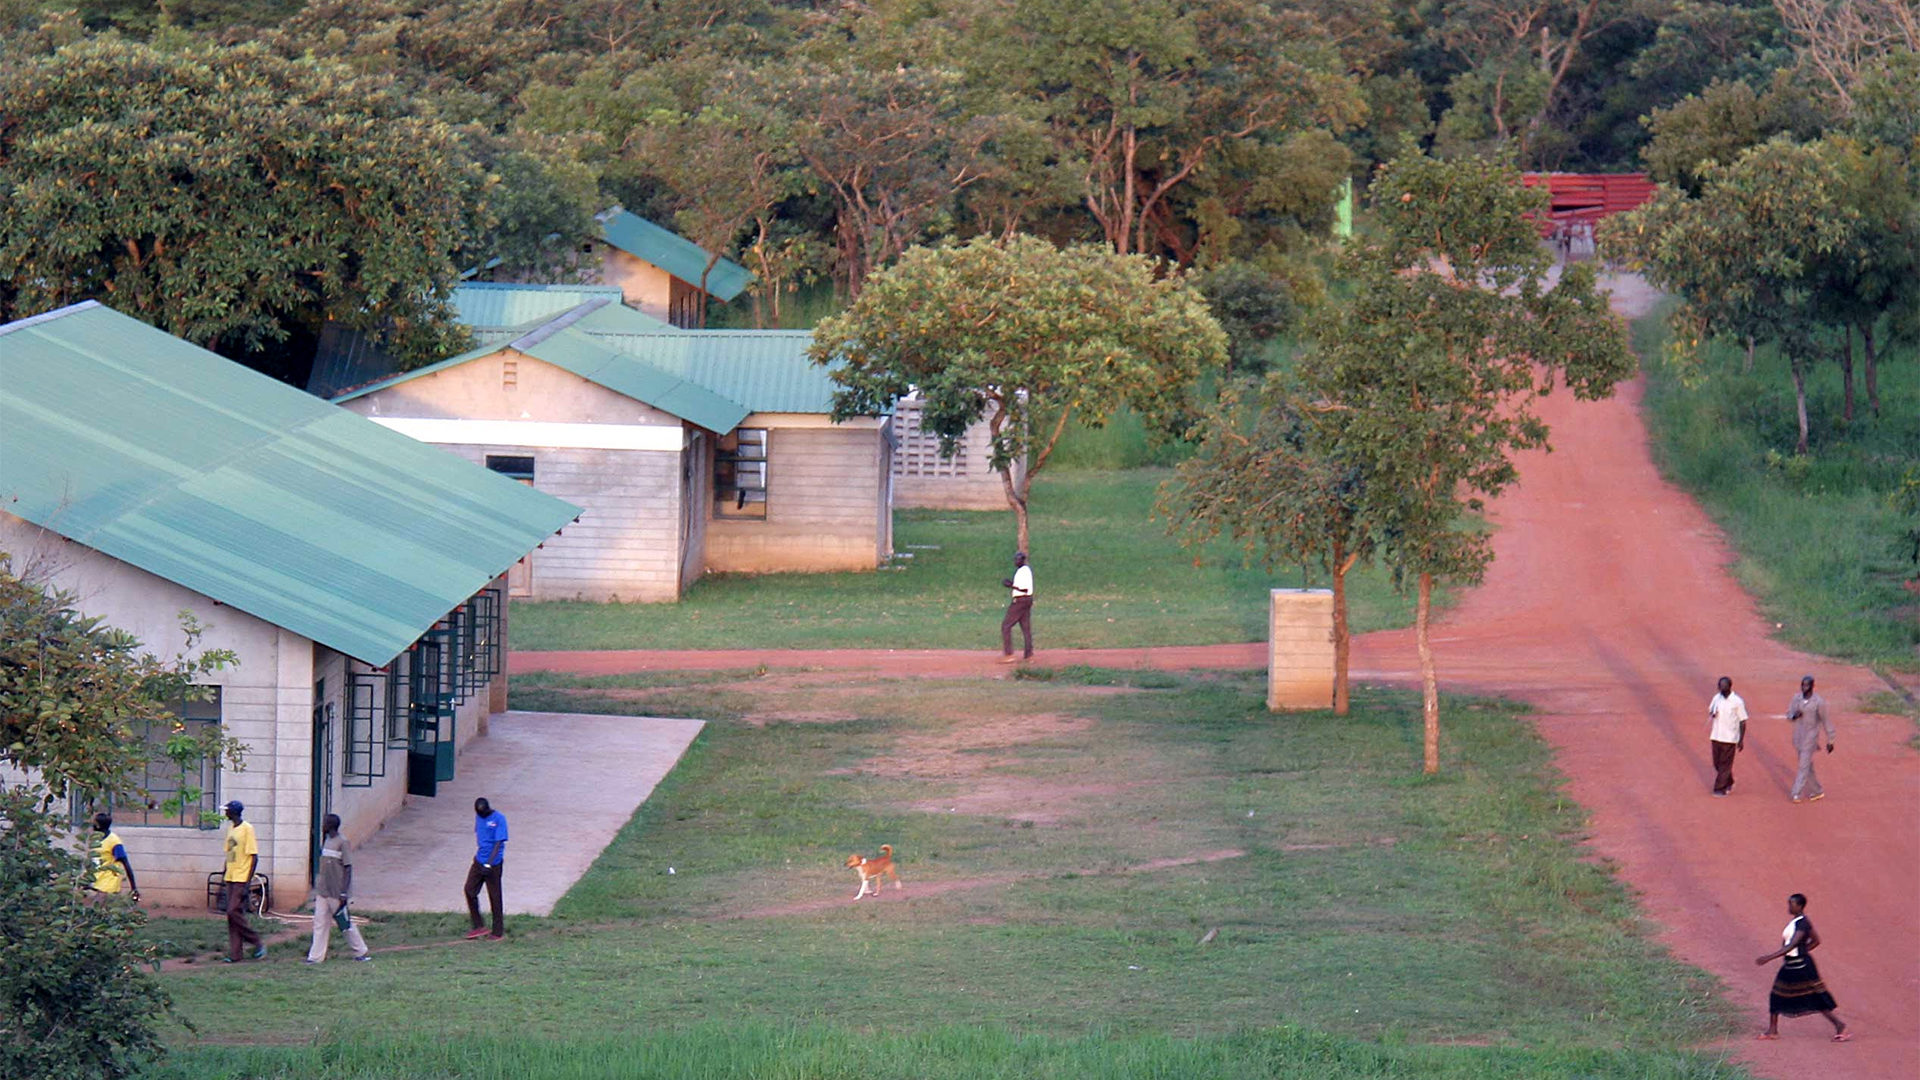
[1417,571,1438,775]
[1791,358,1810,454]
[1331,546,1356,717]
[1744,336,1755,373]
[1839,331,1855,423]
[1861,320,1880,416]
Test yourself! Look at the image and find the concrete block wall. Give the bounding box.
[706,424,888,573]
[1268,588,1335,712]
[436,442,687,602]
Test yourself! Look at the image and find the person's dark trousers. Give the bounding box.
[465,860,505,936]
[1710,740,1738,793]
[1001,596,1034,658]
[225,880,262,960]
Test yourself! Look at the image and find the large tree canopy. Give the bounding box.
[0,37,489,380]
[811,234,1228,551]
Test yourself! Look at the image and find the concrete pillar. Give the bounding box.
[1268,588,1334,711]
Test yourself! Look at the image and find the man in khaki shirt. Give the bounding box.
[307,813,370,963]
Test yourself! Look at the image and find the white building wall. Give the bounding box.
[1,513,310,909]
[2,515,513,910]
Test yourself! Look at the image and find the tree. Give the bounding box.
[1774,0,1920,115]
[969,0,1362,258]
[1,556,246,1079]
[1165,378,1372,714]
[627,92,805,325]
[1608,137,1865,451]
[1192,261,1303,375]
[1297,149,1634,772]
[812,234,1228,551]
[1432,0,1656,163]
[1640,72,1828,193]
[0,37,489,382]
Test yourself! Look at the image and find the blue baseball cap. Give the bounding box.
[223,799,244,813]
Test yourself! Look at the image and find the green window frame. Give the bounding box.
[70,687,224,829]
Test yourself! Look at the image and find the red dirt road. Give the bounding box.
[1346,374,1918,1079]
[512,336,1916,1077]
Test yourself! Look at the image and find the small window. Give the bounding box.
[71,688,224,829]
[714,428,769,520]
[487,455,536,482]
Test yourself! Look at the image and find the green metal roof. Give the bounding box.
[452,282,668,330]
[334,306,753,434]
[597,208,753,302]
[1,302,581,666]
[585,330,842,414]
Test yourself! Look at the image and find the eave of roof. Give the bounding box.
[2,302,581,666]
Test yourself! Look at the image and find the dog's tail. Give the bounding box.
[880,844,893,857]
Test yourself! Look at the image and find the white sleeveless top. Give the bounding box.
[1782,916,1805,957]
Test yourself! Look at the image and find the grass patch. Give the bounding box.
[512,470,1427,650]
[148,1024,1745,1079]
[150,671,1741,1077]
[1635,307,1920,670]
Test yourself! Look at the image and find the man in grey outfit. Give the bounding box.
[1786,675,1836,803]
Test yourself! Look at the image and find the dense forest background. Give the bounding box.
[0,1,1912,380]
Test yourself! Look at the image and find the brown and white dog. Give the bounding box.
[845,844,903,900]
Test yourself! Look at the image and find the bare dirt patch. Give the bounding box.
[854,713,1098,781]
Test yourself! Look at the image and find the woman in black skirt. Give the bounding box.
[1754,893,1851,1041]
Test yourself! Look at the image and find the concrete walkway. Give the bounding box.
[348,710,704,916]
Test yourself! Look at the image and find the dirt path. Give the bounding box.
[510,275,1916,1079]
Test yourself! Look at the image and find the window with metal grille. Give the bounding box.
[69,688,224,829]
[344,662,389,786]
[714,427,769,519]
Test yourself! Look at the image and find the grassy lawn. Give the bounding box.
[512,470,1426,651]
[1635,308,1920,670]
[146,670,1744,1078]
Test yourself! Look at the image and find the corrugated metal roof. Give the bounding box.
[452,282,637,329]
[597,209,753,301]
[1,302,581,666]
[585,330,841,415]
[334,310,753,434]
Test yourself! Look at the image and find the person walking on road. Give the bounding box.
[1755,893,1851,1042]
[464,797,508,940]
[89,812,140,904]
[1708,676,1748,797]
[999,551,1034,664]
[220,800,266,963]
[306,813,370,964]
[1787,675,1836,803]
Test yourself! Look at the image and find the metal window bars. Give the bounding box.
[343,662,389,786]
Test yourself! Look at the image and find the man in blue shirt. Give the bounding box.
[463,797,509,940]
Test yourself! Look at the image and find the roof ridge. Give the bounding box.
[0,300,103,338]
[510,299,613,350]
[456,281,622,293]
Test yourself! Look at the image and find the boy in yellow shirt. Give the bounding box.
[90,812,140,902]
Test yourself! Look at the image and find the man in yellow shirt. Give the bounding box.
[89,812,140,902]
[220,800,266,962]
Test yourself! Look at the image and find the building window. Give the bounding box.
[486,455,536,483]
[71,688,224,829]
[714,428,769,520]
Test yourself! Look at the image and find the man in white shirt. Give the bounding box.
[998,551,1034,663]
[1708,675,1748,797]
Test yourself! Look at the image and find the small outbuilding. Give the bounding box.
[335,300,894,601]
[590,208,753,328]
[1,302,580,908]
